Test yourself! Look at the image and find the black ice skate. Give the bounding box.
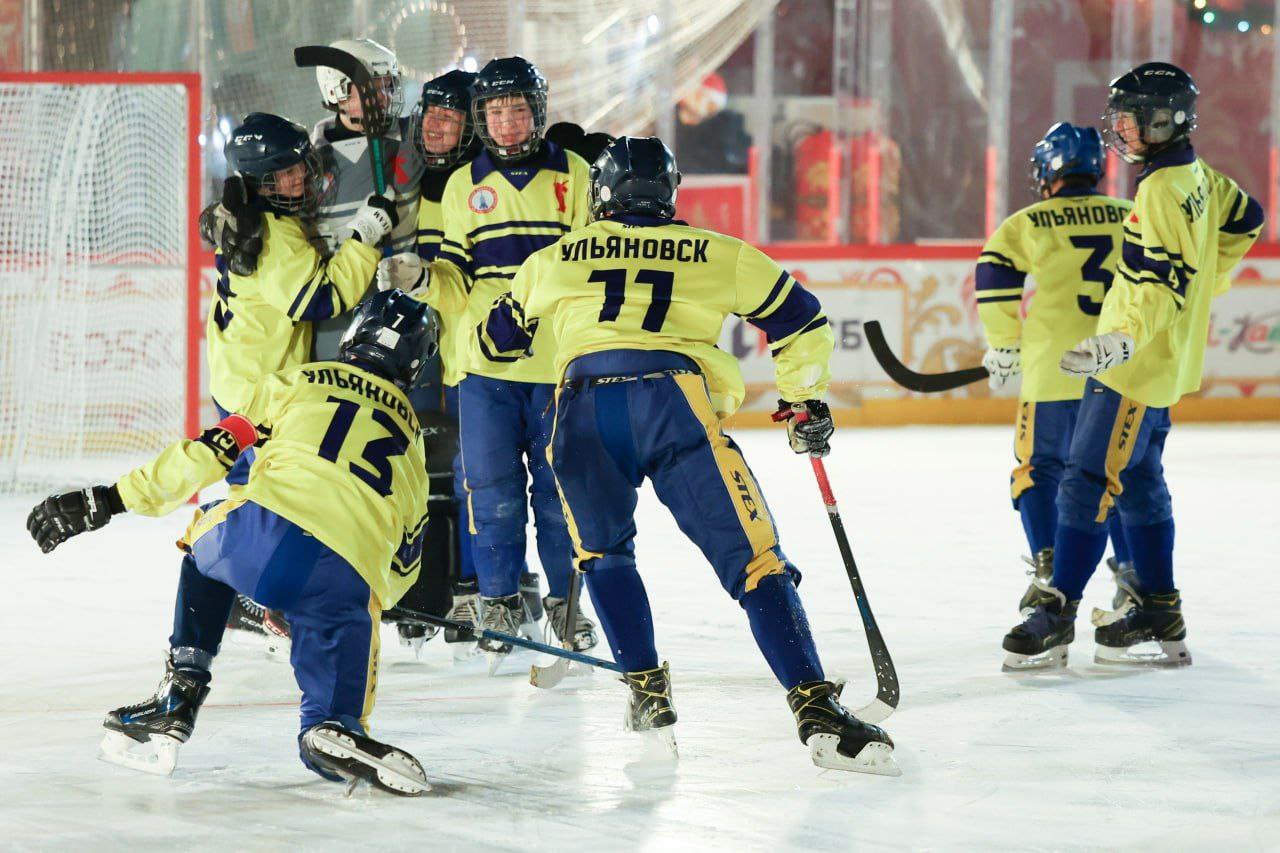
[99,655,210,776]
[300,722,430,797]
[444,580,482,661]
[1094,589,1191,667]
[544,594,599,652]
[1018,548,1054,615]
[1002,582,1078,671]
[1107,556,1142,610]
[520,571,545,622]
[226,594,291,662]
[787,680,899,776]
[388,616,439,660]
[623,662,678,758]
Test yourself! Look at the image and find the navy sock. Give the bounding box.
[1017,484,1058,554]
[583,557,659,672]
[1108,512,1131,564]
[740,573,824,690]
[1051,523,1109,601]
[1124,519,1175,594]
[168,554,236,658]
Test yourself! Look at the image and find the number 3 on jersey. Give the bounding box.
[1070,235,1115,316]
[317,396,409,497]
[589,268,674,332]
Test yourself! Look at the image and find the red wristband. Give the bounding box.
[215,413,258,452]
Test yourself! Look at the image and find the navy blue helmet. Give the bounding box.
[411,70,477,170]
[1029,122,1105,197]
[590,136,681,220]
[224,112,325,213]
[1103,61,1197,164]
[337,290,438,389]
[471,56,548,161]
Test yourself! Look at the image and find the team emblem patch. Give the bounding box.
[469,186,498,214]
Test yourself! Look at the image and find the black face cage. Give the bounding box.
[1102,97,1195,164]
[254,148,327,214]
[473,89,548,161]
[343,74,404,137]
[410,100,474,170]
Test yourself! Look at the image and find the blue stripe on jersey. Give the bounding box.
[748,283,822,343]
[1223,193,1265,235]
[468,220,571,241]
[286,281,311,317]
[484,300,534,353]
[472,232,564,271]
[978,249,1019,269]
[976,293,1022,304]
[744,271,790,318]
[417,241,440,262]
[295,283,337,321]
[975,261,1026,292]
[437,246,473,278]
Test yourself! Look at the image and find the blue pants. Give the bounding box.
[1011,398,1128,560]
[173,500,381,733]
[1052,378,1174,600]
[442,385,476,583]
[213,400,255,487]
[549,350,821,687]
[458,374,571,599]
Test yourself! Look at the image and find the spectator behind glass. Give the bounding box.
[674,73,752,175]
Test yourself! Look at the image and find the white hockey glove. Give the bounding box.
[982,346,1021,389]
[377,253,428,293]
[1059,332,1135,377]
[346,189,399,246]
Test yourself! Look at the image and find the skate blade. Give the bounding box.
[808,735,900,777]
[1002,646,1068,673]
[530,657,594,690]
[451,642,482,663]
[399,635,429,661]
[98,731,180,777]
[304,729,430,796]
[1094,640,1191,668]
[635,725,678,761]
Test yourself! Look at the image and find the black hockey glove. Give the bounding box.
[27,485,126,553]
[199,175,264,277]
[774,399,834,458]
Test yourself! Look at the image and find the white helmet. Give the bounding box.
[316,38,403,114]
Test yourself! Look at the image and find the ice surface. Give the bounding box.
[2,425,1278,851]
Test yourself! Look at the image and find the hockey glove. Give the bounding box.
[27,485,126,553]
[198,175,263,277]
[775,399,834,458]
[982,346,1021,389]
[1059,332,1134,377]
[346,189,399,246]
[377,253,428,292]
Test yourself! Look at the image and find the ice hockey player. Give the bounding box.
[976,122,1135,616]
[207,112,398,648]
[1003,62,1263,670]
[27,290,437,795]
[386,56,599,669]
[472,136,897,775]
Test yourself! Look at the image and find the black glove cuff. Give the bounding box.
[105,484,127,515]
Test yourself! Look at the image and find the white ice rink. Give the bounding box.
[2,424,1278,851]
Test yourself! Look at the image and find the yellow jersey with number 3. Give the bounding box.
[975,188,1133,402]
[474,215,835,418]
[115,362,429,609]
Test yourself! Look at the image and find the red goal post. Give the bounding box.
[0,72,202,493]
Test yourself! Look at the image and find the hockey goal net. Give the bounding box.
[0,73,200,495]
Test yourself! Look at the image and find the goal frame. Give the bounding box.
[0,70,203,441]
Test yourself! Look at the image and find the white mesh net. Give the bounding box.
[0,79,193,494]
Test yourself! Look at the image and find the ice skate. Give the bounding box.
[1018,548,1054,615]
[300,722,430,797]
[1088,556,1143,627]
[1094,589,1191,667]
[99,655,210,777]
[520,571,545,623]
[623,662,678,758]
[262,608,291,662]
[787,680,898,776]
[544,594,599,652]
[1002,582,1077,671]
[394,620,438,660]
[477,594,535,675]
[444,581,483,662]
[226,595,290,662]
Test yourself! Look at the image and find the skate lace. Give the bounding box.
[480,599,522,634]
[545,598,596,643]
[447,594,481,625]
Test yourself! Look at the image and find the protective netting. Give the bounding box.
[33,0,776,166]
[0,80,192,494]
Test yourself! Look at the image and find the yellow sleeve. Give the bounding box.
[250,215,379,322]
[1211,168,1265,296]
[974,216,1029,348]
[1099,185,1191,348]
[474,257,540,364]
[732,242,833,402]
[420,174,473,314]
[390,438,431,581]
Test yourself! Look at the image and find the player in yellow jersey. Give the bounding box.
[475,137,897,775]
[1003,63,1263,670]
[27,292,436,795]
[210,112,397,645]
[977,122,1134,615]
[386,57,598,667]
